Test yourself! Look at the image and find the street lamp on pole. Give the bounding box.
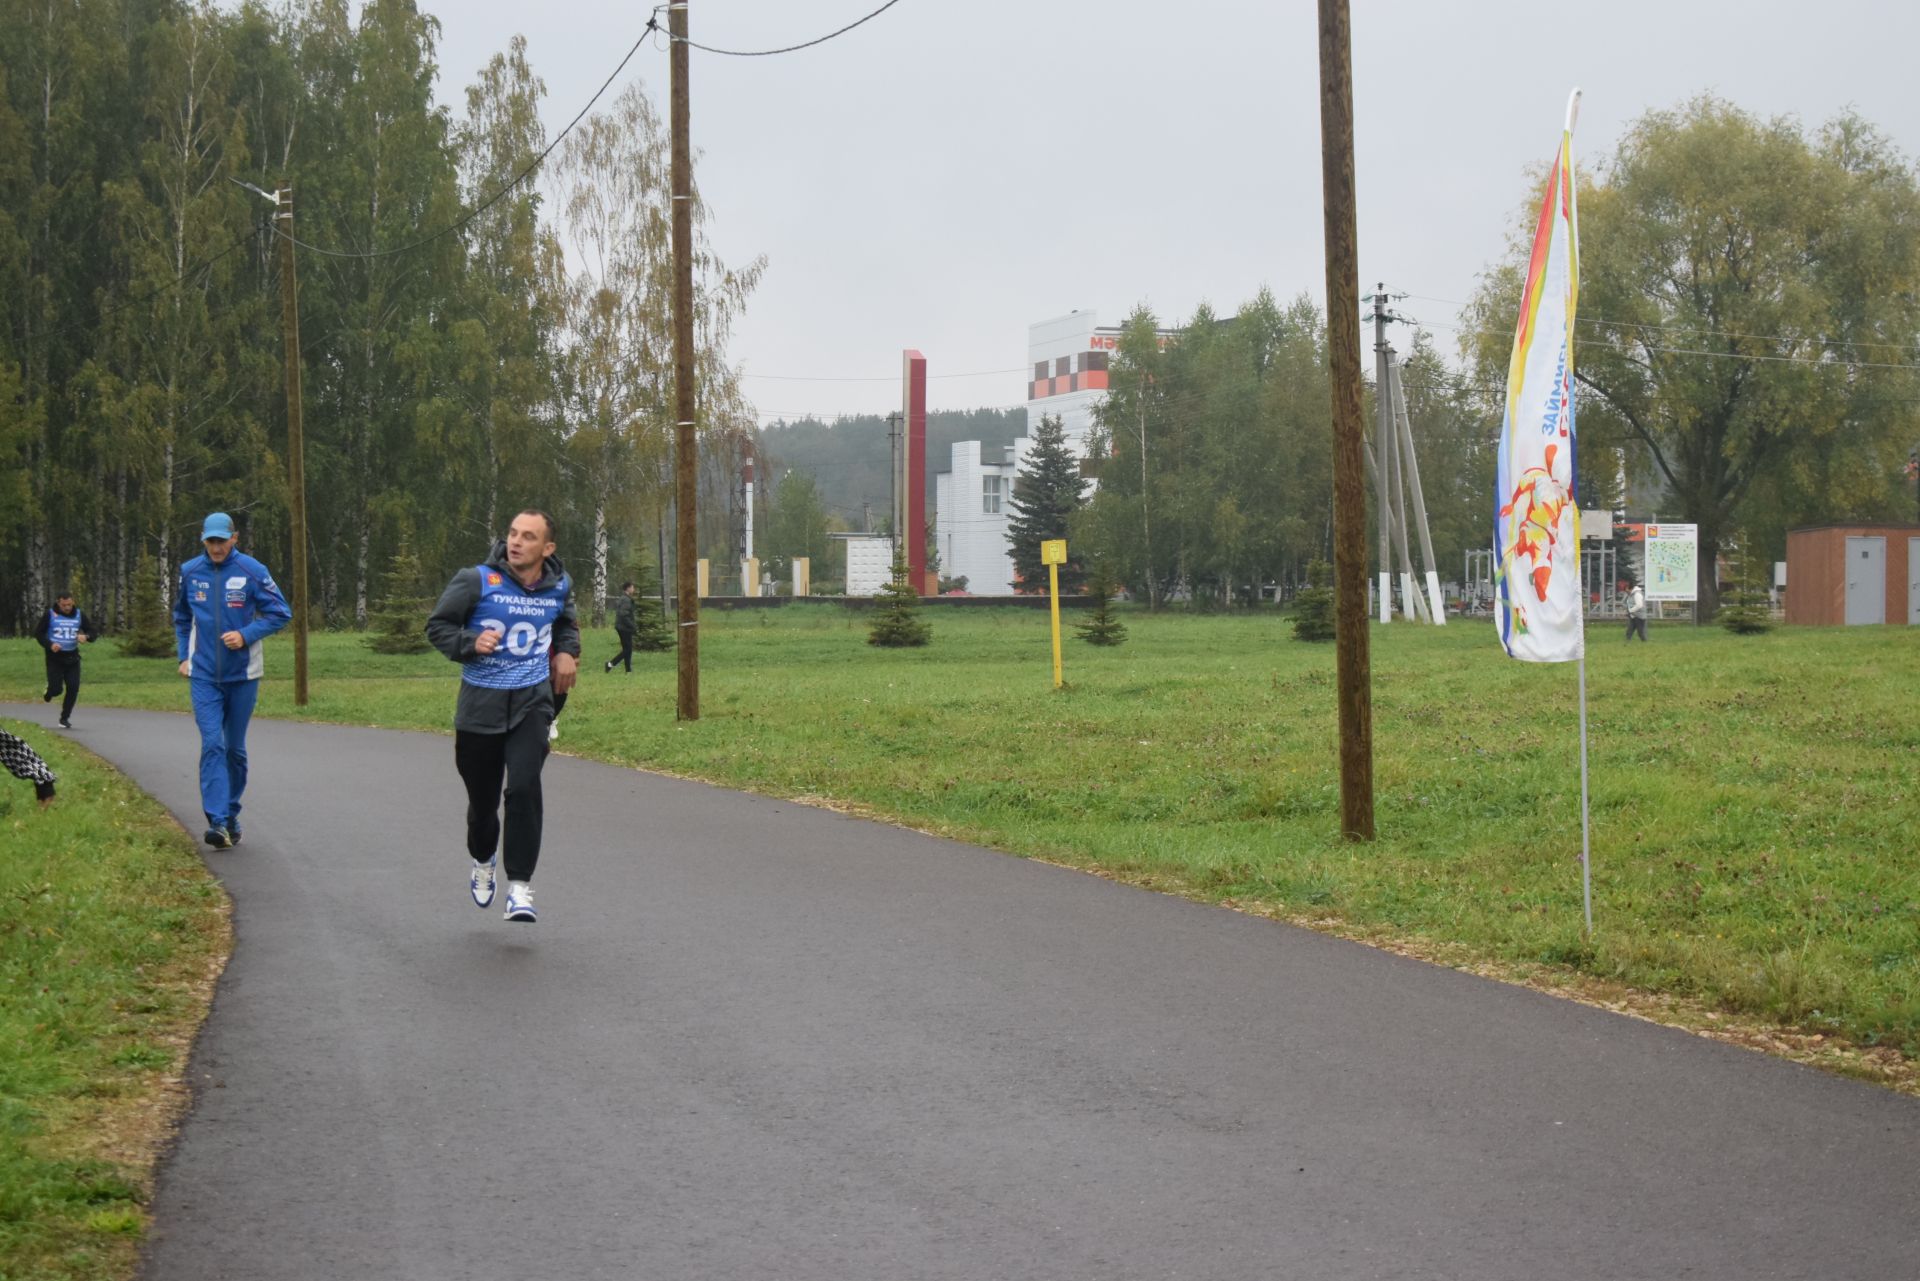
[231,176,310,707]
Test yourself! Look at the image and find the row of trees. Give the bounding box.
[1465,96,1920,617]
[1036,292,1490,607]
[1013,98,1920,616]
[0,0,761,635]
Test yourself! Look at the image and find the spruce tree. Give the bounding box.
[117,553,177,659]
[628,551,676,651]
[366,535,434,654]
[868,554,931,648]
[1717,541,1774,636]
[1006,414,1087,593]
[1074,567,1128,646]
[1291,560,1337,642]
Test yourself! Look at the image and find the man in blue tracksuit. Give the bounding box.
[173,512,292,848]
[426,509,579,923]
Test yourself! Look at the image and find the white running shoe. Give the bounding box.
[504,881,536,923]
[470,857,497,908]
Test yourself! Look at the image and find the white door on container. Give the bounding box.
[1844,536,1885,625]
[1910,538,1919,624]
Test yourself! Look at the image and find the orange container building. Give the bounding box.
[1784,524,1920,625]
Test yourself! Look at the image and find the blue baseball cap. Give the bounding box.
[201,512,236,541]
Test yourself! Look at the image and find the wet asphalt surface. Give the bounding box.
[13,704,1918,1280]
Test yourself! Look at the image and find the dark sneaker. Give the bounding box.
[227,822,242,846]
[58,717,71,729]
[204,826,233,850]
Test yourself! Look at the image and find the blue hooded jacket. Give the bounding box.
[173,549,292,683]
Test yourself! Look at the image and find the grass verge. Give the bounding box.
[4,606,1915,1089]
[0,719,229,1281]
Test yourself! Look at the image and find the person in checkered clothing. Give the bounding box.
[1,728,57,805]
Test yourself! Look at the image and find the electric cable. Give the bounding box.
[657,0,906,57]
[1398,292,1919,362]
[742,366,1026,383]
[280,16,658,261]
[1406,314,1920,373]
[29,219,264,346]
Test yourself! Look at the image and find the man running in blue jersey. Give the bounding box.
[426,510,580,923]
[35,590,93,728]
[173,512,292,849]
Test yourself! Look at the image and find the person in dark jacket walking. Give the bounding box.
[173,513,292,848]
[604,581,636,673]
[35,590,93,728]
[426,510,580,923]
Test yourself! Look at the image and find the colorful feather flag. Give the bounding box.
[1494,106,1583,663]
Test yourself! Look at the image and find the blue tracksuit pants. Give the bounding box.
[191,679,259,829]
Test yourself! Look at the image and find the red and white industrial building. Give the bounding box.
[936,312,1130,594]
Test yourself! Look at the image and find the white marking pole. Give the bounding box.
[1578,652,1593,935]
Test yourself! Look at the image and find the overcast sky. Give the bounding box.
[413,0,1920,423]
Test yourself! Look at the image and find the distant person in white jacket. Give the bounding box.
[1625,581,1648,642]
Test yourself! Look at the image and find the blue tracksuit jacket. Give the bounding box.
[173,550,293,682]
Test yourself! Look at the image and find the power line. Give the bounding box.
[755,402,1026,422]
[658,0,907,57]
[742,366,1024,383]
[1399,291,1919,362]
[33,220,264,346]
[282,16,658,261]
[1408,314,1920,373]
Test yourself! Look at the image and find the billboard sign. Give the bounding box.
[1643,523,1698,600]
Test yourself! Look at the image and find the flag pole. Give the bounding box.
[1568,84,1590,936]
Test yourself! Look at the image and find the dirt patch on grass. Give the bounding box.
[47,913,232,1188]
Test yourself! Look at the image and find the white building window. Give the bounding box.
[983,475,1004,514]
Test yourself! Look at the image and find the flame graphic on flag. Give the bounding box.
[1494,114,1583,662]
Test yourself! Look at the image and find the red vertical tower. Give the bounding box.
[902,349,930,594]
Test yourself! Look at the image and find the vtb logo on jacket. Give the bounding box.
[174,552,292,683]
[464,564,570,691]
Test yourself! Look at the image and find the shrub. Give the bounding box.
[1074,567,1128,646]
[1291,560,1337,642]
[868,555,931,648]
[116,553,177,658]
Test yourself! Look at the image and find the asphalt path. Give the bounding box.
[14,703,1918,1280]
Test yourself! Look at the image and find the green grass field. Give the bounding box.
[0,719,228,1281]
[5,606,1917,1070]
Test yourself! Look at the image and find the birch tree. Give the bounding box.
[554,80,761,624]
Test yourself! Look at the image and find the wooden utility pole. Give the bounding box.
[670,1,699,720]
[276,186,310,707]
[1317,0,1374,839]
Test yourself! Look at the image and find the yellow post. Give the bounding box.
[1042,539,1067,689]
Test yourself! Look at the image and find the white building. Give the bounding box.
[1023,310,1117,455]
[937,312,1141,593]
[935,441,1020,594]
[834,533,895,596]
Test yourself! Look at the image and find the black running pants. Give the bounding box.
[44,653,80,721]
[610,628,634,672]
[454,714,551,883]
